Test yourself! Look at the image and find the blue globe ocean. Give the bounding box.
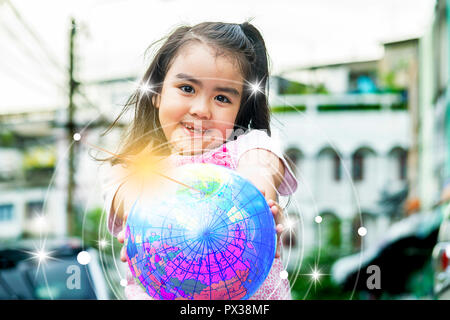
[125,163,276,300]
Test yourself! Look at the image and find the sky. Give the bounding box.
[0,0,437,112]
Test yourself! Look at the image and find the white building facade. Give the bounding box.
[269,90,410,271]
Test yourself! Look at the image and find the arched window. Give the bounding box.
[320,211,342,249]
[352,212,376,251]
[333,152,342,181]
[352,215,363,251]
[388,147,408,181]
[284,147,303,175]
[317,147,341,182]
[352,147,376,181]
[352,152,363,181]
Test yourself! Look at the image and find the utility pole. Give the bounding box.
[67,18,78,236]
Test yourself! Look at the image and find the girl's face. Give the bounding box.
[154,43,244,155]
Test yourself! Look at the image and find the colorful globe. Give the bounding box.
[124,163,276,300]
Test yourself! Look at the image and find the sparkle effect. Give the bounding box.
[35,215,47,231]
[97,238,109,249]
[24,244,58,279]
[77,251,91,265]
[285,217,296,231]
[73,133,81,141]
[306,267,323,291]
[137,81,157,96]
[248,80,263,96]
[299,265,330,296]
[280,270,289,279]
[34,249,49,263]
[84,140,202,194]
[310,269,321,281]
[358,227,367,237]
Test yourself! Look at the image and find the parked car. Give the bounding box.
[432,200,450,299]
[332,208,441,298]
[0,238,109,299]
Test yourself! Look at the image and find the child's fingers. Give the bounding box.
[118,211,129,244]
[276,223,284,235]
[122,211,129,228]
[117,229,125,244]
[118,228,127,262]
[275,246,281,259]
[275,236,281,258]
[269,200,285,227]
[117,211,129,263]
[270,203,278,215]
[120,246,127,262]
[258,188,266,198]
[275,223,284,259]
[268,199,281,212]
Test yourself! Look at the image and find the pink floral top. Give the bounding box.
[100,129,298,300]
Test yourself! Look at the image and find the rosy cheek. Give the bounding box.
[206,127,227,141]
[159,102,187,125]
[218,119,237,134]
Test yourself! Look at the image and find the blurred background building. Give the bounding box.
[272,39,416,270]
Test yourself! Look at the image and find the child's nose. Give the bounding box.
[189,97,211,120]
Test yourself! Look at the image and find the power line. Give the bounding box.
[0,22,60,95]
[0,24,100,111]
[0,25,100,113]
[0,18,65,88]
[5,0,67,75]
[0,54,58,96]
[2,0,101,112]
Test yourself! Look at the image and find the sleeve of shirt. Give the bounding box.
[98,162,129,237]
[235,129,298,196]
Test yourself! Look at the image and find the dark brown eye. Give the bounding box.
[216,95,231,103]
[180,85,194,93]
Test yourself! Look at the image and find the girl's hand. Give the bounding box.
[268,199,284,259]
[117,210,129,263]
[260,190,284,259]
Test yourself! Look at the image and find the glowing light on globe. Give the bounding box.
[125,163,276,300]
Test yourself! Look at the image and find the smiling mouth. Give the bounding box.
[181,122,208,135]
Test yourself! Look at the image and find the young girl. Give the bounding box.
[100,21,298,300]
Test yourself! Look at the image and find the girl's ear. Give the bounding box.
[152,94,160,108]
